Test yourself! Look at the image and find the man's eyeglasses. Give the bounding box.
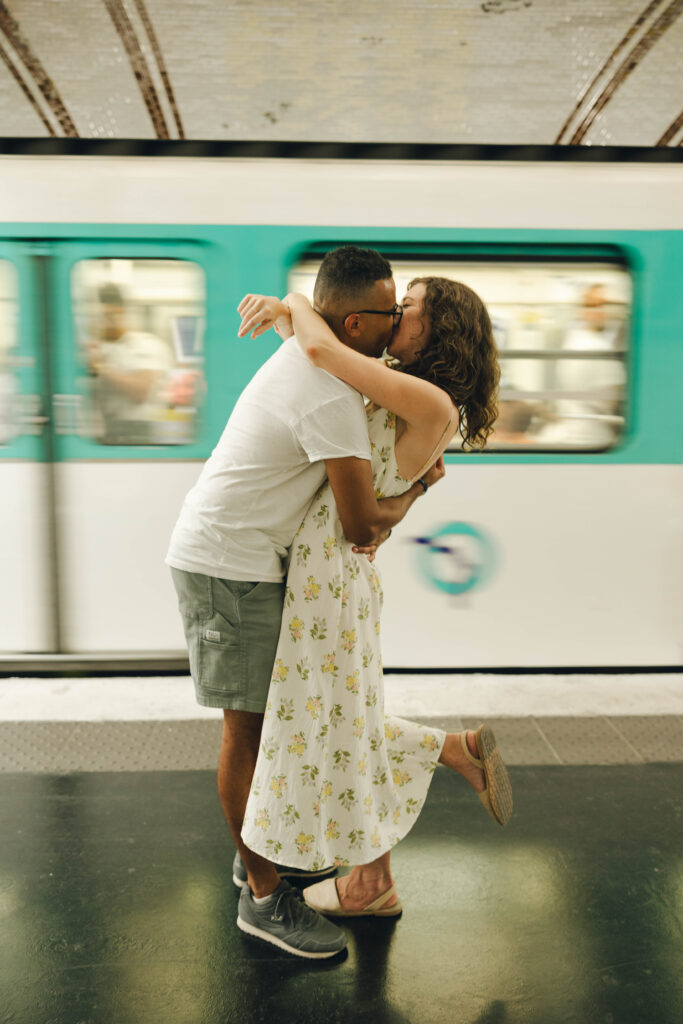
[348,303,403,328]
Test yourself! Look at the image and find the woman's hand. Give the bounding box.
[237,295,293,340]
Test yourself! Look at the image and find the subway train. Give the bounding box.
[0,143,681,672]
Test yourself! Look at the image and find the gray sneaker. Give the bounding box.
[237,880,347,959]
[232,850,336,889]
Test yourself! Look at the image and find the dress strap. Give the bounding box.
[406,407,457,483]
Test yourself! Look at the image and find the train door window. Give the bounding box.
[289,257,631,452]
[71,258,206,446]
[0,259,19,446]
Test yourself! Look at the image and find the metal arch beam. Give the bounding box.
[130,0,184,140]
[555,0,682,146]
[656,109,683,145]
[0,39,55,136]
[567,0,683,145]
[102,0,170,139]
[0,1,78,136]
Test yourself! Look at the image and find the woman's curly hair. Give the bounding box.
[398,276,500,450]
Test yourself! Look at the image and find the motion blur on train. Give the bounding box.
[0,150,681,669]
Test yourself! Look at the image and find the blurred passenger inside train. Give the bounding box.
[86,283,173,444]
[0,267,19,446]
[566,283,624,352]
[0,341,18,446]
[491,399,536,446]
[538,282,627,447]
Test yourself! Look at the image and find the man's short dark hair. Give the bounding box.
[313,246,393,312]
[98,283,125,307]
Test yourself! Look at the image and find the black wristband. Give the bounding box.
[417,477,428,493]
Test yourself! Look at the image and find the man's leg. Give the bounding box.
[218,709,280,898]
[220,707,347,958]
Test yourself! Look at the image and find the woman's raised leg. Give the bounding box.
[438,730,486,791]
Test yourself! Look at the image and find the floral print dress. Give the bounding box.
[241,405,447,868]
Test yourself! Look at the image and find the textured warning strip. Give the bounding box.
[102,0,169,139]
[131,0,184,139]
[555,0,682,144]
[1,716,682,772]
[656,109,683,145]
[0,1,77,136]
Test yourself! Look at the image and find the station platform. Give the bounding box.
[1,672,681,1024]
[0,671,681,771]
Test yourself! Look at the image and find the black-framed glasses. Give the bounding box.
[348,303,403,328]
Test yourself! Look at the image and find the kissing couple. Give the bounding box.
[167,245,512,960]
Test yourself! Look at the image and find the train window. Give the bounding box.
[289,258,631,452]
[0,259,19,446]
[71,258,206,446]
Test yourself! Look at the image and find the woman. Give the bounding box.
[236,277,511,917]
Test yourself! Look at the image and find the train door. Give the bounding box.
[48,240,211,654]
[0,242,53,653]
[1,239,212,658]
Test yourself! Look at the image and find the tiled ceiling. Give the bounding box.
[0,0,681,146]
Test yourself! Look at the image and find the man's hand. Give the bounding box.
[350,458,446,559]
[352,526,392,563]
[86,341,103,375]
[237,295,292,340]
[421,455,446,489]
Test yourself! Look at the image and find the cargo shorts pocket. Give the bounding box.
[197,629,242,698]
[195,578,247,698]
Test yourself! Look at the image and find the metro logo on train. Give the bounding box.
[413,523,496,598]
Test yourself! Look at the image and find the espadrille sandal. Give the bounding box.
[461,724,513,827]
[303,877,402,917]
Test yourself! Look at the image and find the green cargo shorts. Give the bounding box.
[170,567,285,712]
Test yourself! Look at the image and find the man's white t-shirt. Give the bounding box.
[166,337,371,582]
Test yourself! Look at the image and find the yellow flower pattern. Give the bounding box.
[341,629,357,652]
[271,659,289,684]
[269,775,287,798]
[305,695,323,718]
[325,820,340,840]
[254,809,270,831]
[321,652,338,676]
[289,617,304,641]
[287,732,307,757]
[241,406,446,867]
[345,671,360,693]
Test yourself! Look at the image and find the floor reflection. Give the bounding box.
[0,764,681,1024]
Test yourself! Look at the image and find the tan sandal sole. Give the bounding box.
[462,724,513,827]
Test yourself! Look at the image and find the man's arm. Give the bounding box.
[91,361,158,403]
[325,456,444,547]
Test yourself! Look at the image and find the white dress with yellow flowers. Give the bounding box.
[241,405,447,869]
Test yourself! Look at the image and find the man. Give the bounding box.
[166,246,442,959]
[541,282,626,447]
[87,283,173,444]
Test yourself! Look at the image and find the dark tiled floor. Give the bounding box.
[1,765,682,1024]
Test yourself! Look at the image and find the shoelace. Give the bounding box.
[270,885,313,925]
